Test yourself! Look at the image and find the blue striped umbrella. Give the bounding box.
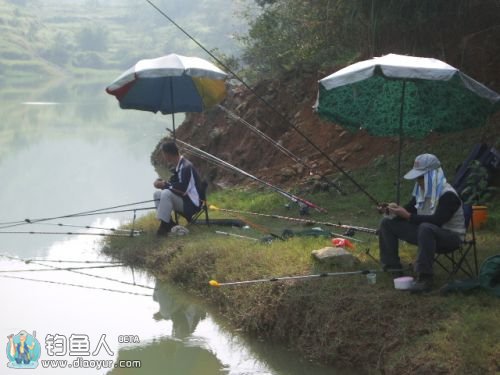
[106,53,227,138]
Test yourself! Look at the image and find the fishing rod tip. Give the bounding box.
[209,280,220,287]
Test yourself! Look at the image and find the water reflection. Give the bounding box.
[153,282,207,339]
[0,79,348,375]
[109,338,224,375]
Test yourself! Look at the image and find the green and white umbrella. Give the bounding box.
[316,53,500,202]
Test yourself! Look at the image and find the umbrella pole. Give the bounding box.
[171,112,176,140]
[396,80,407,205]
[169,79,176,140]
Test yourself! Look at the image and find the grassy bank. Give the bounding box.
[103,167,500,374]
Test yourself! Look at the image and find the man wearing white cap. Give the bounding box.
[377,154,466,293]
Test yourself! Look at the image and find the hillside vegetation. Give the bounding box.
[3,0,500,373]
[0,0,254,83]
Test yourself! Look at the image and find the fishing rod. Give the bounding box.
[0,230,139,237]
[28,222,142,234]
[2,255,155,290]
[166,128,325,214]
[0,275,153,297]
[209,269,379,287]
[0,200,156,230]
[218,105,345,195]
[19,258,123,264]
[0,208,155,232]
[180,143,243,176]
[145,0,380,206]
[0,264,124,273]
[209,205,378,235]
[211,203,366,241]
[219,105,304,165]
[175,138,327,213]
[215,231,259,241]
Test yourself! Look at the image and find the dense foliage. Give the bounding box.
[241,0,500,78]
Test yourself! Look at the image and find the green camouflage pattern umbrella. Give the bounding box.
[316,53,500,202]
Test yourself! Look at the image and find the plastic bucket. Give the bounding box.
[366,273,376,284]
[471,205,488,230]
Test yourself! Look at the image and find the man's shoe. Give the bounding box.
[156,220,174,236]
[409,273,434,294]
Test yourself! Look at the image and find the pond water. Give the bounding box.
[0,79,347,374]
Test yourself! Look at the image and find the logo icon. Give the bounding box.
[6,330,41,369]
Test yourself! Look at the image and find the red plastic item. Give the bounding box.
[331,237,355,249]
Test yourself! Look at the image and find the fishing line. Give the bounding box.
[218,105,345,195]
[0,275,153,297]
[145,0,379,205]
[175,138,327,212]
[2,255,155,290]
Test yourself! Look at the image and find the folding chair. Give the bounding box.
[189,180,209,226]
[434,204,479,279]
[174,180,210,226]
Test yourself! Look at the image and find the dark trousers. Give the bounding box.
[378,217,462,274]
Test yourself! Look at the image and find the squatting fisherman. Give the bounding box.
[377,154,465,293]
[153,142,204,236]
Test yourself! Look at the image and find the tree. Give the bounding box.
[75,24,109,52]
[241,0,367,77]
[242,0,500,79]
[41,31,72,66]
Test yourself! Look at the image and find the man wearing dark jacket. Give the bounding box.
[153,142,203,236]
[377,154,465,293]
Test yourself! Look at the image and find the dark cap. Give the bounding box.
[161,142,179,156]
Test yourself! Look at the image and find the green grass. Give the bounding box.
[102,162,500,374]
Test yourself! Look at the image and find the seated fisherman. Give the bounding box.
[153,142,203,236]
[377,154,465,293]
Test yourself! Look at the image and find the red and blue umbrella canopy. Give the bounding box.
[106,53,227,136]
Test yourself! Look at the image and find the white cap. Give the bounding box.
[404,154,441,180]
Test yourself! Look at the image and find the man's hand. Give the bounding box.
[154,178,165,189]
[387,203,411,220]
[376,202,389,214]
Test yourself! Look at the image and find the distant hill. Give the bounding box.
[0,0,255,82]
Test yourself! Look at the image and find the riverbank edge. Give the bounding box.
[101,206,500,375]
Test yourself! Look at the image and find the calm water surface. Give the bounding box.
[0,80,343,374]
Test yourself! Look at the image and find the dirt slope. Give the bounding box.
[171,67,499,192]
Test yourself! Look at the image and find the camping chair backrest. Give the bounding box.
[451,143,500,196]
[189,180,209,225]
[433,143,500,280]
[463,203,473,230]
[434,202,478,279]
[173,180,210,226]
